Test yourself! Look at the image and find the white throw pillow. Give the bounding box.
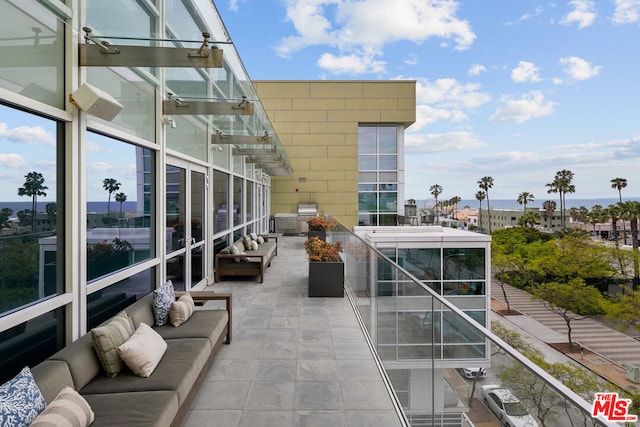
[118,322,167,377]
[250,241,258,251]
[169,293,195,327]
[257,236,264,244]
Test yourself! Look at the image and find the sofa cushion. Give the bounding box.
[82,390,179,427]
[80,338,210,405]
[125,294,155,328]
[30,386,94,427]
[0,366,46,426]
[91,311,135,377]
[152,280,175,327]
[31,360,75,404]
[169,293,195,327]
[118,323,167,378]
[46,334,101,391]
[242,235,252,250]
[155,309,228,349]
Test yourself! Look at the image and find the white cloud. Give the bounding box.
[0,122,55,146]
[559,56,601,80]
[228,0,242,12]
[88,162,114,172]
[0,153,27,169]
[489,91,556,123]
[511,61,541,83]
[408,78,491,130]
[612,0,640,23]
[277,0,476,74]
[468,64,486,76]
[405,131,485,153]
[317,52,385,74]
[404,53,418,66]
[561,0,597,29]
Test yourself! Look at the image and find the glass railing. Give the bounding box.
[328,218,618,427]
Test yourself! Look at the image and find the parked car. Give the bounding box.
[457,367,487,379]
[481,384,538,427]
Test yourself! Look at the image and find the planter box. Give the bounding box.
[307,230,326,241]
[308,261,344,297]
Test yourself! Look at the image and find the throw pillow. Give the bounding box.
[249,232,258,241]
[219,246,231,254]
[231,245,244,263]
[242,235,252,250]
[91,311,136,377]
[30,386,94,427]
[250,241,258,251]
[169,293,195,327]
[0,367,46,426]
[257,235,264,244]
[118,322,167,378]
[152,280,175,327]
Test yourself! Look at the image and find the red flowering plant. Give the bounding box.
[306,216,337,231]
[304,236,343,262]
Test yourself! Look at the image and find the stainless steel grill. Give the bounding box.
[296,203,318,234]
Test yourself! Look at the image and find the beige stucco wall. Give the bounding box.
[254,80,416,229]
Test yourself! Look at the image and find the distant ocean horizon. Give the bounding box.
[414,197,640,211]
[0,201,138,213]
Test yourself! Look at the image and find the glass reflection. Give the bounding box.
[86,133,154,282]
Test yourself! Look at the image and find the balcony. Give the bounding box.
[183,222,612,427]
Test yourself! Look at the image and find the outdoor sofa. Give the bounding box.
[214,233,277,283]
[24,289,231,427]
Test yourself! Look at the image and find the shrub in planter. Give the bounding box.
[305,237,344,297]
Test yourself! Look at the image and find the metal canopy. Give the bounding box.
[79,43,223,68]
[163,99,253,115]
[211,132,272,145]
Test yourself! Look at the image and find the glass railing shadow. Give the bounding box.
[329,220,618,427]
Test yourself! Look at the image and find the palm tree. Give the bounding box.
[102,178,121,215]
[606,204,621,246]
[518,210,541,227]
[542,200,556,229]
[611,177,628,244]
[477,176,494,233]
[450,196,461,220]
[475,191,485,232]
[546,169,574,229]
[517,191,535,214]
[619,200,640,286]
[17,171,48,233]
[430,184,443,223]
[587,205,604,236]
[115,192,127,217]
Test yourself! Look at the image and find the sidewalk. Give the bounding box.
[491,283,640,395]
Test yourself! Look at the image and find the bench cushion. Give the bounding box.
[80,338,209,406]
[155,309,228,349]
[83,390,178,427]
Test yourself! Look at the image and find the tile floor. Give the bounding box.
[181,235,403,427]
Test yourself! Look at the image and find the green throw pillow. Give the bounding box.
[91,311,135,377]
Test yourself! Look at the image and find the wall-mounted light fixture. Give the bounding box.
[161,115,176,128]
[69,82,123,121]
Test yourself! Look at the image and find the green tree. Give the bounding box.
[45,203,56,231]
[17,171,48,233]
[611,177,628,244]
[518,210,541,228]
[449,195,461,220]
[542,200,556,229]
[115,192,127,217]
[619,200,640,284]
[477,176,494,233]
[429,184,443,223]
[546,170,575,229]
[532,278,606,349]
[517,191,535,214]
[475,190,485,232]
[0,208,13,229]
[102,178,121,215]
[586,205,604,236]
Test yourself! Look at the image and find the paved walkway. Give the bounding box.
[491,282,640,394]
[181,235,403,427]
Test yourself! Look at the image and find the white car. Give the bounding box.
[457,367,487,379]
[481,384,539,427]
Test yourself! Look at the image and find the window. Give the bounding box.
[0,105,63,313]
[358,125,399,226]
[86,133,155,282]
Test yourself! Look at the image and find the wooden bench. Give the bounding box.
[214,235,277,283]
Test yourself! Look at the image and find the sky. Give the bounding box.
[217,0,640,201]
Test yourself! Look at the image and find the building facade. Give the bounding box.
[254,80,416,229]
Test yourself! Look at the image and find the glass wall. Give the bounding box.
[358,125,400,226]
[86,133,155,282]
